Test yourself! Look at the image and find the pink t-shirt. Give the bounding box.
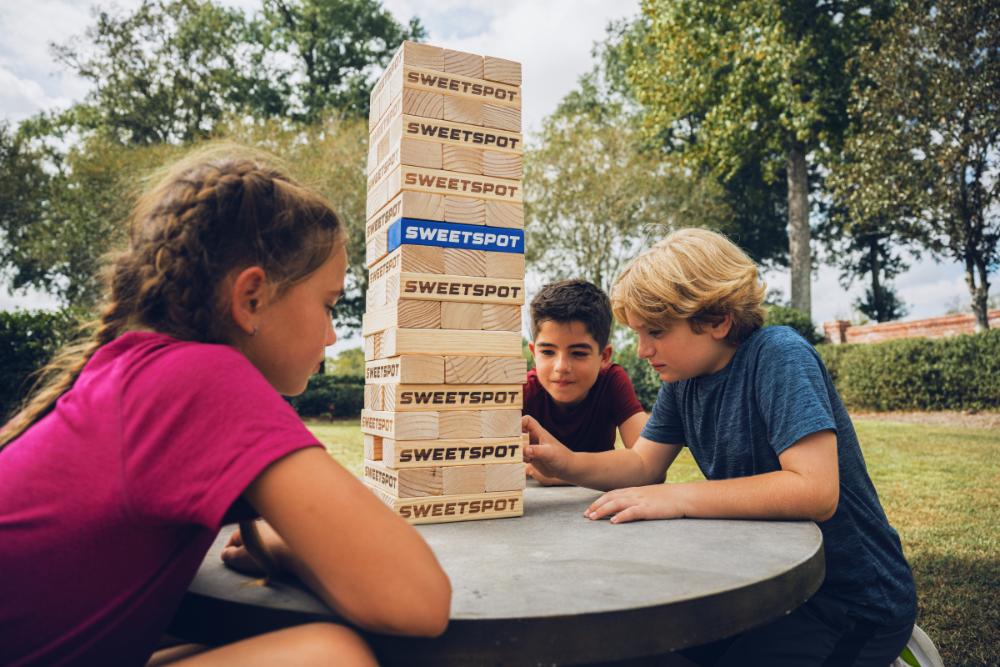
[0,332,321,666]
[522,363,644,453]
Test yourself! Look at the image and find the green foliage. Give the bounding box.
[816,331,1000,411]
[612,333,661,411]
[326,347,364,377]
[764,305,822,345]
[0,310,80,421]
[288,374,364,419]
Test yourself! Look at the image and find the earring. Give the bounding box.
[251,325,258,337]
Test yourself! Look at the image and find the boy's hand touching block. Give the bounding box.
[521,415,574,481]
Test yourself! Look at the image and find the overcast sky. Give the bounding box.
[0,0,983,346]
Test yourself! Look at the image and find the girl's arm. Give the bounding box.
[618,411,649,449]
[523,415,682,491]
[240,448,451,637]
[585,430,839,524]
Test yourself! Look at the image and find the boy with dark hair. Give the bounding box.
[523,229,916,665]
[523,279,647,484]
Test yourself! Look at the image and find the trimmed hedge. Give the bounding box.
[288,374,365,419]
[817,331,1000,411]
[0,309,79,422]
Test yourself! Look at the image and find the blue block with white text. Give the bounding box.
[387,218,525,254]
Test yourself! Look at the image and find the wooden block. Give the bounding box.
[362,299,440,335]
[401,66,521,109]
[483,150,522,180]
[364,384,382,410]
[369,267,524,307]
[377,328,522,358]
[443,96,484,126]
[365,356,445,385]
[402,88,444,119]
[441,301,483,330]
[444,356,526,384]
[370,246,446,284]
[444,49,484,79]
[443,465,486,495]
[382,384,521,412]
[442,248,486,276]
[368,487,524,525]
[442,145,484,175]
[364,331,379,360]
[382,435,523,468]
[439,410,482,439]
[399,138,443,170]
[370,43,446,128]
[361,409,438,440]
[484,56,522,85]
[485,252,525,279]
[400,115,522,154]
[485,201,524,229]
[444,196,486,225]
[400,165,521,204]
[481,409,522,437]
[485,462,526,492]
[482,304,521,332]
[483,104,521,132]
[364,460,444,498]
[363,434,383,461]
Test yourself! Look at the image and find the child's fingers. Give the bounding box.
[585,490,634,520]
[225,528,243,548]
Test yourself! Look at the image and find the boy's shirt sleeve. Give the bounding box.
[640,382,686,445]
[754,331,837,456]
[607,365,645,425]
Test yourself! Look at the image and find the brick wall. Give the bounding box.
[823,310,1000,344]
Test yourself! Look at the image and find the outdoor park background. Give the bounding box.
[0,1,997,665]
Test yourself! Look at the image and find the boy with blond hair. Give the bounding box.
[522,228,917,666]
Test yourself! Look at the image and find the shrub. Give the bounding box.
[288,374,365,419]
[0,309,79,422]
[821,331,1000,411]
[764,305,823,345]
[613,339,661,411]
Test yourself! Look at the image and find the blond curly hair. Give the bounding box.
[611,228,766,344]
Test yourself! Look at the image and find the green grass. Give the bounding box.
[305,416,999,667]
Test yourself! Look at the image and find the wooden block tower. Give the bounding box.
[362,42,527,525]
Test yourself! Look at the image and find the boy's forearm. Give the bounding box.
[671,470,837,522]
[565,448,661,492]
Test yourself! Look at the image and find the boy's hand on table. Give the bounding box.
[522,415,574,480]
[585,485,688,524]
[221,520,292,575]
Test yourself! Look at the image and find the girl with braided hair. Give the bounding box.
[0,145,451,666]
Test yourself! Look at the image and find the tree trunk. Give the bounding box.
[968,254,990,331]
[787,145,811,316]
[868,236,885,321]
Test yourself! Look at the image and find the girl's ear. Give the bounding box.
[600,344,613,367]
[229,266,268,336]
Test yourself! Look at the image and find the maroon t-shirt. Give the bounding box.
[522,363,644,453]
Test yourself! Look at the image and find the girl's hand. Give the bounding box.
[521,415,575,480]
[585,485,689,524]
[221,520,291,575]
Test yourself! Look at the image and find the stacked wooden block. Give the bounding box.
[362,42,527,525]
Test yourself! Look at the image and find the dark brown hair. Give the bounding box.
[530,279,613,348]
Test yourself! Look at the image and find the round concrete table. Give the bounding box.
[170,484,824,666]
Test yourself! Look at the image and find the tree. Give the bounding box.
[50,0,425,144]
[835,0,999,329]
[619,0,894,317]
[262,0,425,121]
[525,73,732,293]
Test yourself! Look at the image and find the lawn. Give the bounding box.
[305,416,999,667]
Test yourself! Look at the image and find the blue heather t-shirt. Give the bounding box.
[641,326,917,626]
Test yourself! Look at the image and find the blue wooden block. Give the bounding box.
[387,218,525,254]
